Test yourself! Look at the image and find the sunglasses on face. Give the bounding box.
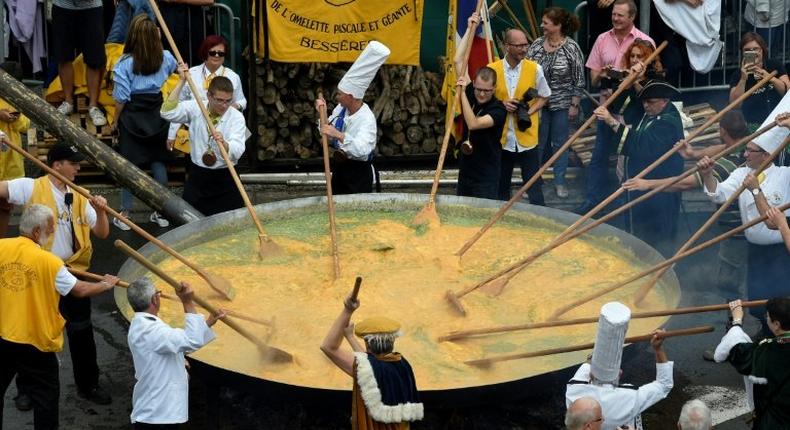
[208,50,226,58]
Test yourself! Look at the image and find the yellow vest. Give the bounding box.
[488,59,540,150]
[0,236,68,352]
[27,176,93,271]
[0,97,29,181]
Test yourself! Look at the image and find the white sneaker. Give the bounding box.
[149,211,170,228]
[88,106,107,127]
[57,101,74,115]
[555,184,569,198]
[112,213,131,231]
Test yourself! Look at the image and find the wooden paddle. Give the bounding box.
[115,239,293,362]
[455,41,670,258]
[146,0,281,259]
[449,72,778,307]
[464,325,713,367]
[68,267,272,327]
[317,91,341,280]
[546,200,790,321]
[631,133,790,306]
[439,299,767,342]
[351,276,363,301]
[413,0,486,227]
[3,140,235,300]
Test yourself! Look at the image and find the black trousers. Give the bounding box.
[332,158,373,195]
[134,423,180,429]
[498,148,545,205]
[183,163,244,216]
[18,295,99,395]
[0,338,60,430]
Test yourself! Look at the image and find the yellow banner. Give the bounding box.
[258,0,423,65]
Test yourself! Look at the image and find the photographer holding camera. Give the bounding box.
[488,28,551,204]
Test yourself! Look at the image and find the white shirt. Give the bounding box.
[566,362,675,430]
[501,59,551,153]
[704,165,790,245]
[326,103,377,161]
[167,64,247,140]
[7,177,97,261]
[744,0,790,28]
[128,312,216,425]
[160,100,249,169]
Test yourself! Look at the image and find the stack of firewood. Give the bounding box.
[254,61,447,161]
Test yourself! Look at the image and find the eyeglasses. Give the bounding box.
[474,87,495,94]
[744,147,766,154]
[211,95,233,105]
[208,50,226,58]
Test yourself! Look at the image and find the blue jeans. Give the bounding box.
[106,0,154,43]
[538,108,570,186]
[120,162,168,212]
[584,120,616,204]
[754,25,784,58]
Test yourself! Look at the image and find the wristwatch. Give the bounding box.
[751,188,762,196]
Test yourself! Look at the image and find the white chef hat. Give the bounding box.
[754,92,790,153]
[337,41,391,99]
[590,302,631,384]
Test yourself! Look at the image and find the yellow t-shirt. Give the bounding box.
[0,236,68,352]
[0,97,30,181]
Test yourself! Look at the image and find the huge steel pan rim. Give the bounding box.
[115,193,681,396]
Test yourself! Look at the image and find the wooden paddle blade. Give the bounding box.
[464,358,493,368]
[258,234,283,258]
[445,290,467,316]
[478,275,509,296]
[412,202,440,227]
[200,271,236,301]
[259,344,294,363]
[632,277,659,307]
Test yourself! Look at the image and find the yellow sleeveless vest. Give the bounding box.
[27,176,93,271]
[489,59,540,150]
[0,236,67,352]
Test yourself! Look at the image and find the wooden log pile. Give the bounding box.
[569,103,719,166]
[254,61,447,161]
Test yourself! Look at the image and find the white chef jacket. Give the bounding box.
[129,312,216,425]
[326,103,377,161]
[167,64,247,140]
[502,59,551,153]
[565,362,674,430]
[7,177,97,261]
[160,100,248,169]
[705,165,790,245]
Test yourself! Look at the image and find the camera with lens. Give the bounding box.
[516,88,539,131]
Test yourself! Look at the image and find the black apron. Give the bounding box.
[183,163,244,216]
[331,158,373,195]
[118,92,171,166]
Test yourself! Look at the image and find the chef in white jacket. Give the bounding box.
[566,302,674,430]
[126,278,222,428]
[315,41,390,194]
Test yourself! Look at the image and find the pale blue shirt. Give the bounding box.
[112,51,178,104]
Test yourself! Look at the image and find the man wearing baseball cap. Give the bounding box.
[0,141,113,406]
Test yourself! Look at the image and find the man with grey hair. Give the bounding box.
[677,399,712,430]
[0,204,119,429]
[127,278,221,428]
[566,396,604,430]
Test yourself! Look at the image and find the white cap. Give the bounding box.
[590,302,631,384]
[754,91,790,153]
[337,41,391,99]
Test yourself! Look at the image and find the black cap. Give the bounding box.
[47,143,86,165]
[637,79,680,100]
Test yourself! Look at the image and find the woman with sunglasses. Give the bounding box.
[167,35,246,153]
[730,32,790,129]
[111,14,178,230]
[526,7,585,199]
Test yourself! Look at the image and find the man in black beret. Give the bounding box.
[593,80,685,256]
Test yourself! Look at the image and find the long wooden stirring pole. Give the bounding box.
[632,133,790,306]
[146,0,280,259]
[439,300,767,342]
[455,41,670,257]
[464,326,713,367]
[413,0,486,227]
[3,140,235,300]
[450,72,779,305]
[317,91,341,279]
[547,199,790,320]
[67,268,272,327]
[115,240,293,362]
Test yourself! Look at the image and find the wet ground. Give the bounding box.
[2,174,757,429]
